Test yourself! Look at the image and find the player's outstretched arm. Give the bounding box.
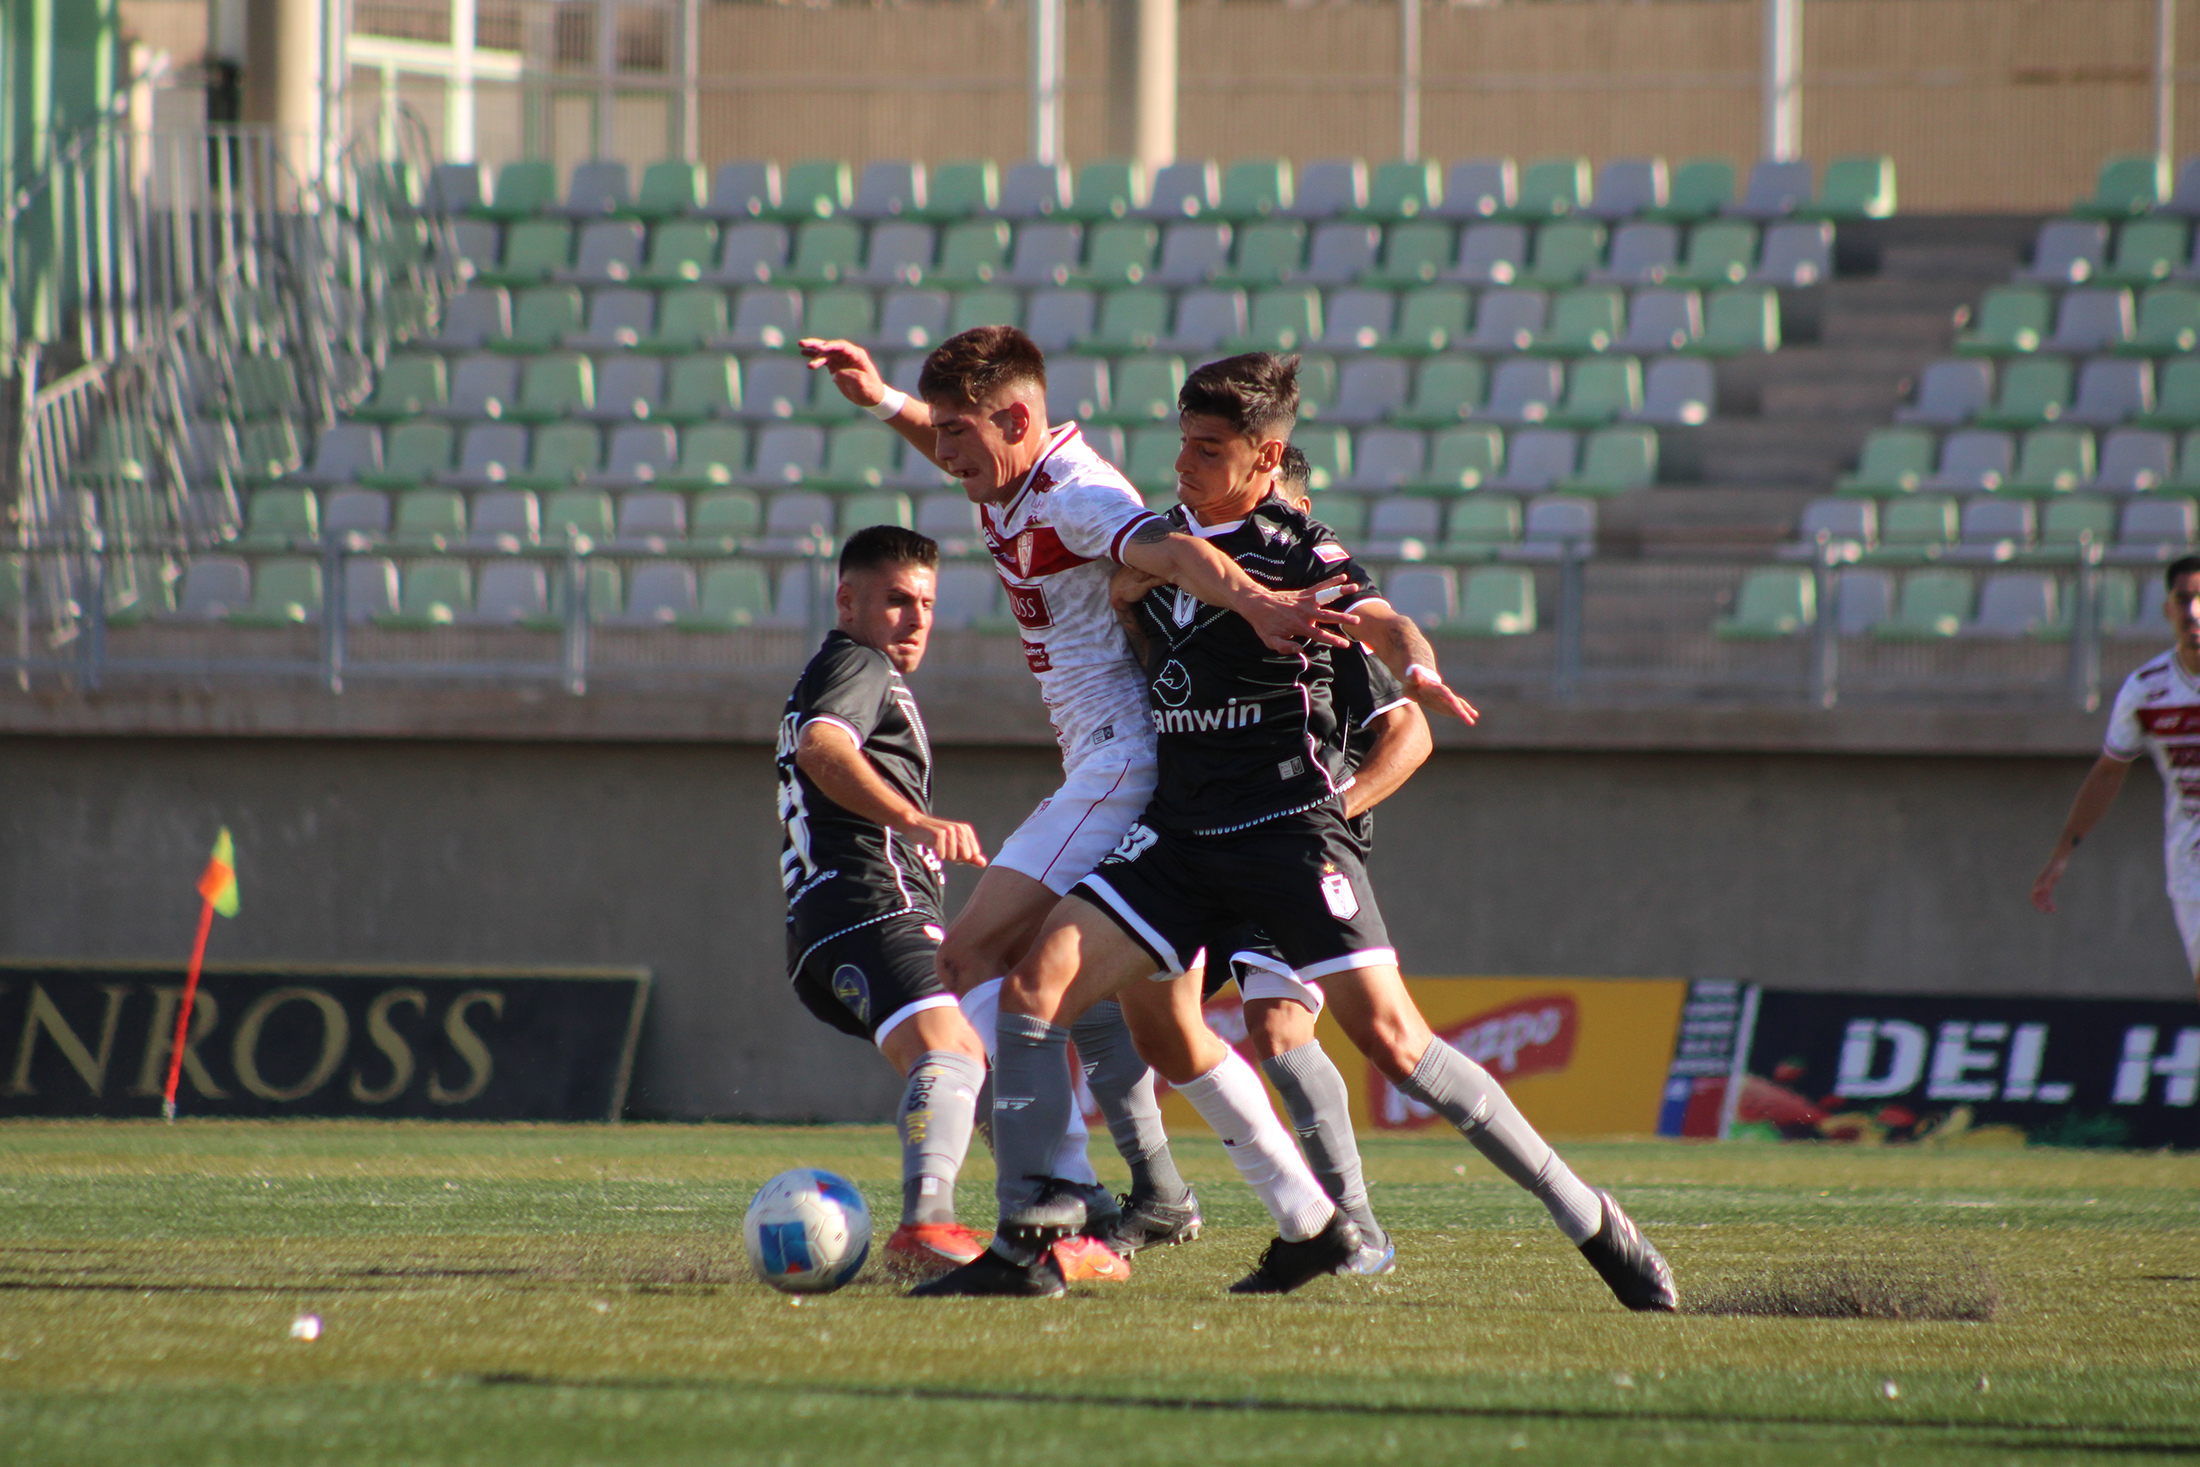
[798,339,944,465]
[1347,599,1479,725]
[1343,702,1433,819]
[796,721,987,866]
[1117,518,1356,654]
[2031,754,2132,913]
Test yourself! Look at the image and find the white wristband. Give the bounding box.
[1405,663,1437,685]
[865,387,907,422]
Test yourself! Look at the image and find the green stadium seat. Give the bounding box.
[641,286,730,355]
[1651,158,1736,222]
[1433,497,1523,562]
[480,160,558,221]
[1800,156,1895,221]
[391,490,467,549]
[358,419,455,490]
[1068,160,1141,222]
[924,160,999,221]
[1225,287,1321,351]
[492,285,584,354]
[773,160,853,222]
[1220,159,1291,221]
[638,220,719,285]
[1364,221,1452,287]
[2034,496,2119,558]
[1686,286,1781,356]
[1865,496,1959,564]
[512,422,601,489]
[950,286,1021,334]
[1362,159,1441,222]
[802,286,876,345]
[231,355,303,420]
[1520,221,1606,286]
[2005,426,2096,495]
[2074,155,2167,220]
[930,220,1014,286]
[1383,285,1471,354]
[809,425,900,492]
[1083,221,1161,285]
[663,354,740,424]
[1955,286,2049,356]
[2120,285,2200,355]
[227,557,322,627]
[1124,425,1181,491]
[351,354,447,424]
[666,425,753,492]
[1308,494,1368,539]
[1874,569,1972,638]
[2100,218,2189,286]
[676,560,776,629]
[1291,425,1351,490]
[1975,356,2074,430]
[507,353,594,424]
[1531,286,1625,355]
[1836,428,1935,495]
[781,221,865,286]
[2138,358,2200,429]
[374,559,472,629]
[1506,158,1591,220]
[1080,287,1171,353]
[1391,357,1486,427]
[840,490,915,532]
[105,555,177,626]
[1453,565,1536,633]
[1412,424,1505,492]
[1296,353,1339,416]
[1716,567,1814,637]
[1089,354,1185,427]
[237,488,318,550]
[238,420,303,484]
[683,488,765,549]
[1671,221,1757,288]
[1557,424,1658,494]
[542,488,616,545]
[1547,356,1643,428]
[477,219,571,286]
[1221,221,1306,286]
[633,160,706,220]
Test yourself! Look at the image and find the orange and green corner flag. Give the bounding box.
[196,827,239,918]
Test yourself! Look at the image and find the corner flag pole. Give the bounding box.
[165,828,238,1122]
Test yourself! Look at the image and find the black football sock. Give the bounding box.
[1071,1001,1190,1204]
[1393,1040,1602,1244]
[899,1049,984,1227]
[990,1011,1074,1259]
[1262,1041,1382,1246]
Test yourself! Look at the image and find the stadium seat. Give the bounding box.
[1750,221,1833,287]
[1506,493,1596,556]
[669,559,775,631]
[998,160,1071,219]
[1006,222,1086,286]
[659,354,739,424]
[223,556,320,627]
[705,222,790,285]
[594,424,679,489]
[702,161,778,221]
[1507,158,1591,221]
[448,219,501,283]
[324,488,390,538]
[1386,285,1471,354]
[924,160,997,221]
[870,289,952,351]
[291,424,382,489]
[1290,426,1351,490]
[2165,158,2200,218]
[1046,357,1109,424]
[1923,429,2015,491]
[1489,430,1580,494]
[1124,425,1181,491]
[606,561,694,626]
[1532,287,1625,355]
[745,424,828,487]
[2101,218,2189,286]
[425,288,511,352]
[237,488,318,550]
[773,160,854,222]
[1969,572,2056,635]
[949,285,1020,335]
[1382,566,1456,624]
[1789,497,1876,558]
[2140,358,2200,429]
[612,490,689,551]
[1081,287,1170,353]
[1436,496,1522,560]
[718,288,803,351]
[440,423,527,490]
[2019,221,2111,285]
[1727,159,1813,220]
[1414,424,1504,493]
[1803,156,1896,220]
[372,558,471,628]
[514,421,603,489]
[2091,428,2175,491]
[1671,221,1758,288]
[1943,497,2034,561]
[1151,222,1231,286]
[428,162,486,214]
[467,489,540,549]
[633,160,705,221]
[1475,359,1564,424]
[1445,222,1529,285]
[507,354,594,425]
[930,221,1014,286]
[1834,568,1894,634]
[1297,353,1340,417]
[1299,224,1379,286]
[664,424,752,492]
[1955,286,2051,356]
[1227,287,1321,351]
[358,419,455,490]
[478,159,558,222]
[1521,221,1607,287]
[851,160,926,222]
[640,287,730,356]
[1585,159,1666,221]
[2121,284,2200,354]
[1435,160,1512,222]
[1866,496,1959,564]
[490,284,581,354]
[1837,427,1936,494]
[567,288,654,352]
[2035,495,2119,555]
[457,559,547,626]
[1362,494,1442,558]
[638,220,718,286]
[558,161,631,219]
[1653,158,1736,222]
[738,356,812,420]
[2005,426,2097,495]
[1287,159,1366,221]
[1392,357,1486,427]
[1716,567,1814,638]
[1558,424,1657,494]
[535,487,612,546]
[238,420,304,485]
[1323,359,1412,426]
[1316,289,1396,352]
[1141,161,1219,221]
[2112,496,2197,559]
[1592,222,1681,285]
[682,485,763,548]
[1364,159,1441,222]
[353,353,449,423]
[2045,289,2137,355]
[1468,289,1547,353]
[1219,159,1291,221]
[1068,160,1142,222]
[854,223,935,287]
[2075,155,2168,219]
[1630,357,1715,425]
[1873,569,1972,638]
[2065,357,2153,427]
[914,491,981,545]
[1339,429,1425,493]
[1365,221,1453,287]
[1896,359,1995,426]
[339,556,399,622]
[1024,287,1097,350]
[1548,358,1643,428]
[781,221,865,287]
[1307,495,1367,539]
[561,221,645,284]
[1158,289,1248,353]
[168,555,249,620]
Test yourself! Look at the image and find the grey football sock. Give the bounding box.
[990,1011,1074,1253]
[1394,1039,1603,1244]
[899,1050,985,1226]
[1263,1041,1383,1247]
[1071,1001,1190,1204]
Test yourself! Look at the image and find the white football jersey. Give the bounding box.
[2105,648,2200,896]
[981,423,1161,766]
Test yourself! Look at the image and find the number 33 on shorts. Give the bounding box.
[1105,822,1159,865]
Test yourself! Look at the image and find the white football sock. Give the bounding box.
[961,976,1099,1186]
[1173,1049,1336,1241]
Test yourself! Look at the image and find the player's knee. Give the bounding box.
[933,931,993,995]
[1243,999,1311,1060]
[1345,1010,1427,1083]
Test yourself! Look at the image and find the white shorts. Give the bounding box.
[2173,891,2200,977]
[1229,948,1327,1015]
[993,742,1159,896]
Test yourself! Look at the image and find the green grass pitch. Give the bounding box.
[0,1122,2195,1465]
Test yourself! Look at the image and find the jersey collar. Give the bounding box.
[1000,422,1083,522]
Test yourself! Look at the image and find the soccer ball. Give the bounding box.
[743,1168,872,1294]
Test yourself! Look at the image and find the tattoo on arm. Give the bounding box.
[1127,517,1173,546]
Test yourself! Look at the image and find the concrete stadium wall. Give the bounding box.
[0,730,2188,1121]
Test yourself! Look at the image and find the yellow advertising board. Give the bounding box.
[1111,977,1689,1141]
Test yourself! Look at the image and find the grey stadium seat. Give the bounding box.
[1726,159,1813,220]
[1157,289,1246,353]
[744,425,828,486]
[1585,158,1667,220]
[1593,222,1681,285]
[1621,288,1702,353]
[1316,289,1395,351]
[1923,430,2015,491]
[617,561,698,625]
[441,422,529,488]
[852,160,926,221]
[1446,222,1529,285]
[702,161,779,220]
[344,556,400,621]
[1895,359,1993,426]
[466,560,550,625]
[558,160,631,218]
[1301,224,1381,285]
[1286,160,1367,221]
[1630,356,1716,425]
[2092,428,2174,491]
[2045,289,2136,354]
[1047,357,1110,422]
[1750,222,1833,287]
[1505,493,1597,557]
[718,289,803,350]
[1382,567,1458,625]
[705,222,790,284]
[1024,289,1097,351]
[436,354,520,419]
[1322,359,1411,426]
[996,161,1071,220]
[1943,497,2035,562]
[1004,223,1084,287]
[567,288,654,351]
[736,356,812,420]
[1339,429,1426,492]
[1141,161,1220,220]
[324,488,390,537]
[871,289,952,351]
[594,424,679,488]
[1468,289,1547,353]
[1363,494,1444,558]
[292,423,381,487]
[2065,357,2153,427]
[1835,568,1894,635]
[561,220,645,284]
[614,490,688,550]
[1969,572,2057,636]
[1438,160,1516,221]
[2017,221,2110,285]
[583,356,664,423]
[425,288,511,351]
[1475,359,1564,425]
[1153,223,1233,286]
[1490,432,1581,494]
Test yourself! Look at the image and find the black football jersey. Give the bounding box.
[777,631,945,958]
[1131,494,1385,835]
[1334,642,1410,778]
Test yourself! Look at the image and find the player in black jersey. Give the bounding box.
[777,526,1004,1283]
[920,356,1678,1309]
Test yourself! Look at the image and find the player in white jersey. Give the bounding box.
[800,326,1355,1254]
[2034,555,2200,995]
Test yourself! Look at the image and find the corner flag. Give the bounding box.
[165,826,239,1119]
[197,827,239,918]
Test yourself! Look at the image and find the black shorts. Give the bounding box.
[1075,808,1395,983]
[1198,922,1288,1002]
[788,913,951,1043]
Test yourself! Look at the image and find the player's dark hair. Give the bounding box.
[2168,554,2200,590]
[918,325,1048,408]
[839,524,938,577]
[1179,352,1299,442]
[1276,444,1311,498]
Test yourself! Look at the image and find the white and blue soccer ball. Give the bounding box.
[743,1168,872,1294]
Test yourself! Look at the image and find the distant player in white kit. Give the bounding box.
[799,326,1355,1255]
[2033,554,2200,998]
